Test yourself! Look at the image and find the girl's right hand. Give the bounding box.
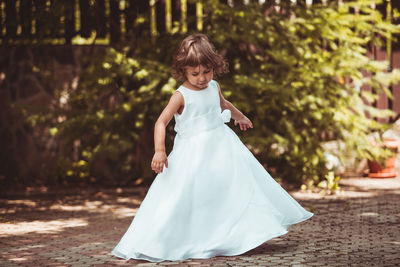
[151,151,168,173]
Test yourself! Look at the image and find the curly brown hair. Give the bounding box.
[172,34,229,82]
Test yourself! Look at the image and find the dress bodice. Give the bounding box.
[173,80,231,138]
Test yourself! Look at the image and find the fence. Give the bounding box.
[0,0,204,44]
[2,1,395,44]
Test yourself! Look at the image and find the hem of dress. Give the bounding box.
[110,229,288,263]
[111,249,165,262]
[282,211,314,227]
[216,228,289,258]
[217,211,314,258]
[110,212,313,263]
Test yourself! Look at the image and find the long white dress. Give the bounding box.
[111,80,313,262]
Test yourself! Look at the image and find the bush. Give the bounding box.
[202,0,400,183]
[45,47,179,185]
[5,0,400,187]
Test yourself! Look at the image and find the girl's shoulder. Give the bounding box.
[175,84,185,94]
[210,79,220,91]
[174,85,188,102]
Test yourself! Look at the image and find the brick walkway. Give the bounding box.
[1,177,399,267]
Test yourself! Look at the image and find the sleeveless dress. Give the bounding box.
[111,80,313,262]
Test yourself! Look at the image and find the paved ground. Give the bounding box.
[0,176,399,267]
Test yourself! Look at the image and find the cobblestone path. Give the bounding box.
[1,177,399,266]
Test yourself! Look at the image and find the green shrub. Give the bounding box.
[21,1,400,186]
[202,0,400,183]
[45,47,179,185]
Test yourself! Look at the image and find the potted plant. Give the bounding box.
[367,139,400,178]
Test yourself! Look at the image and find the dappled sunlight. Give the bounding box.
[5,200,37,207]
[0,189,146,222]
[7,244,46,252]
[360,212,379,217]
[48,200,110,212]
[292,177,400,201]
[339,177,400,191]
[8,257,29,262]
[0,188,146,265]
[43,197,142,217]
[0,179,399,266]
[0,218,88,236]
[292,189,380,200]
[116,197,143,205]
[112,207,138,218]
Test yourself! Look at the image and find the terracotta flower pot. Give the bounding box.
[367,139,400,178]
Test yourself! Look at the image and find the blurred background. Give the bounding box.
[1,0,400,192]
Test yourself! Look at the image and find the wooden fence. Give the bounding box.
[0,0,205,44]
[3,0,394,44]
[1,0,400,115]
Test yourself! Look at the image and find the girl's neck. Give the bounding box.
[182,81,209,91]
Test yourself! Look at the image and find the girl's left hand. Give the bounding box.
[234,116,253,131]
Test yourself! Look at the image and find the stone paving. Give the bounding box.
[0,176,399,267]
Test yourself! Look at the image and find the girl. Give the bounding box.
[111,34,313,262]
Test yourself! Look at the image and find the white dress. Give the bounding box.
[111,80,313,262]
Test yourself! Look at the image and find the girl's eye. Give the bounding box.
[191,73,198,76]
[204,70,210,74]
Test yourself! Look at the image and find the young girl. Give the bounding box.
[111,34,313,262]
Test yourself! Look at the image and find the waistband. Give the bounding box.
[175,109,231,139]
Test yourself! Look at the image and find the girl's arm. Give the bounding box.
[216,81,253,131]
[151,91,184,173]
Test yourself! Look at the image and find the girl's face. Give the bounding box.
[184,65,213,90]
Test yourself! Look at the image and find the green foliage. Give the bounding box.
[317,171,341,195]
[19,0,400,186]
[41,47,177,185]
[301,171,341,195]
[201,0,400,183]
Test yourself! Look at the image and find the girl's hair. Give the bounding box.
[172,34,229,82]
